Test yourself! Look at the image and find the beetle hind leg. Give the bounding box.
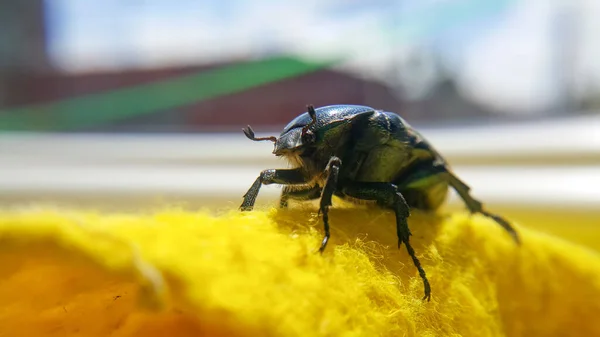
[341,182,431,302]
[448,172,520,244]
[394,192,431,302]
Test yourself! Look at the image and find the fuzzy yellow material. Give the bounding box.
[0,205,599,337]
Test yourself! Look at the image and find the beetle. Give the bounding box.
[239,104,520,301]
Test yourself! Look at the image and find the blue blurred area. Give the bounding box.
[44,0,513,67]
[2,0,600,132]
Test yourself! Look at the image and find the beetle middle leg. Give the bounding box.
[240,168,307,211]
[341,182,431,302]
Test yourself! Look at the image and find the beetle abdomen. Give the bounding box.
[399,180,449,211]
[353,145,412,182]
[394,161,451,211]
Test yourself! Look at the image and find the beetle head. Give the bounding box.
[273,105,317,155]
[243,105,319,157]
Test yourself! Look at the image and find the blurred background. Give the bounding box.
[1,0,599,248]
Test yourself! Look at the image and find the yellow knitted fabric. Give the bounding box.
[0,205,599,337]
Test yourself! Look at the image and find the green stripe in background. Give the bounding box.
[0,56,332,132]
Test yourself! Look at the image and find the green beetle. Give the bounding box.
[240,104,520,301]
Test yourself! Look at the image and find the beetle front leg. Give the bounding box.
[341,182,431,302]
[240,168,307,211]
[317,157,342,253]
[447,172,520,244]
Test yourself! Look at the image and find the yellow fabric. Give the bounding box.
[0,205,599,337]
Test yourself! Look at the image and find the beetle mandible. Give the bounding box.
[239,104,520,301]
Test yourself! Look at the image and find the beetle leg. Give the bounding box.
[447,172,520,244]
[240,168,307,211]
[341,182,431,302]
[279,184,322,208]
[317,157,342,253]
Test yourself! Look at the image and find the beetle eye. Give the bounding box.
[301,130,316,144]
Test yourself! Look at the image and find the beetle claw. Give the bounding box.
[479,209,521,245]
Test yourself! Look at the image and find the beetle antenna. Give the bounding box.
[242,125,277,143]
[302,104,318,136]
